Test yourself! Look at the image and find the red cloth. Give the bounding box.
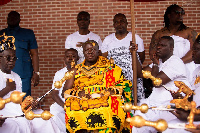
[0,0,12,6]
[119,0,165,2]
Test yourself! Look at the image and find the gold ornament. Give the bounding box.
[0,32,16,50]
[109,57,114,64]
[21,96,34,113]
[121,102,148,113]
[126,115,168,132]
[0,91,26,110]
[71,59,75,68]
[170,81,195,111]
[170,98,191,111]
[174,81,195,100]
[25,110,53,120]
[185,101,200,129]
[194,76,200,85]
[142,70,162,86]
[54,70,74,88]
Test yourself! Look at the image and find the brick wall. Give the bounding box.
[0,0,200,110]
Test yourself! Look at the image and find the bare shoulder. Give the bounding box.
[150,28,168,48]
[186,27,197,43]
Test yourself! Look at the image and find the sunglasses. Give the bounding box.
[174,10,185,15]
[2,56,17,61]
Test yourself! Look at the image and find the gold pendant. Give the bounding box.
[194,76,200,85]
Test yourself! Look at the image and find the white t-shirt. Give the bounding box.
[101,32,144,53]
[101,32,144,81]
[52,67,68,102]
[65,31,102,64]
[148,55,190,106]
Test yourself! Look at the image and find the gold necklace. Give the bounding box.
[194,76,200,85]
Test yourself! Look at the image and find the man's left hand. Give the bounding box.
[32,73,39,87]
[129,41,138,54]
[170,108,189,121]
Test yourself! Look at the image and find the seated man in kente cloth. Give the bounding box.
[63,40,142,133]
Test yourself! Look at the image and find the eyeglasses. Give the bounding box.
[77,18,89,21]
[174,10,185,15]
[1,56,17,61]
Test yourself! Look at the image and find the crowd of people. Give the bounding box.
[0,3,199,133]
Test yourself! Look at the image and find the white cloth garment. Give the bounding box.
[65,31,102,64]
[31,109,61,133]
[0,70,60,133]
[101,32,145,101]
[50,67,67,133]
[0,70,32,133]
[132,55,190,133]
[163,64,200,133]
[171,35,196,82]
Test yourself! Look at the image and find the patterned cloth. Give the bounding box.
[64,56,133,133]
[101,32,145,102]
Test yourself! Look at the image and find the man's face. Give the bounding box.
[7,12,20,28]
[64,50,79,66]
[0,49,17,73]
[192,42,200,64]
[83,43,99,63]
[168,7,185,25]
[77,14,90,29]
[113,15,128,34]
[156,38,172,59]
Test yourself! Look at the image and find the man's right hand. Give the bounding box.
[6,79,16,91]
[152,53,159,65]
[0,117,6,127]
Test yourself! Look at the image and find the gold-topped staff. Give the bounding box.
[54,60,75,88]
[142,70,162,86]
[25,110,53,120]
[21,60,75,113]
[126,115,168,132]
[54,70,74,89]
[121,102,148,113]
[0,91,26,110]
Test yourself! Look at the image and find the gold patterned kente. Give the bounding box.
[64,56,133,133]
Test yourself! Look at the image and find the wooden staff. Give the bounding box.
[130,0,137,106]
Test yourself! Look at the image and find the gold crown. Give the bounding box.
[0,32,16,51]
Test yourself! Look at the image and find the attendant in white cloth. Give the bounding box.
[163,34,200,133]
[132,36,191,133]
[0,38,60,133]
[50,48,79,133]
[150,4,197,80]
[65,11,102,64]
[102,13,145,102]
[0,40,32,133]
